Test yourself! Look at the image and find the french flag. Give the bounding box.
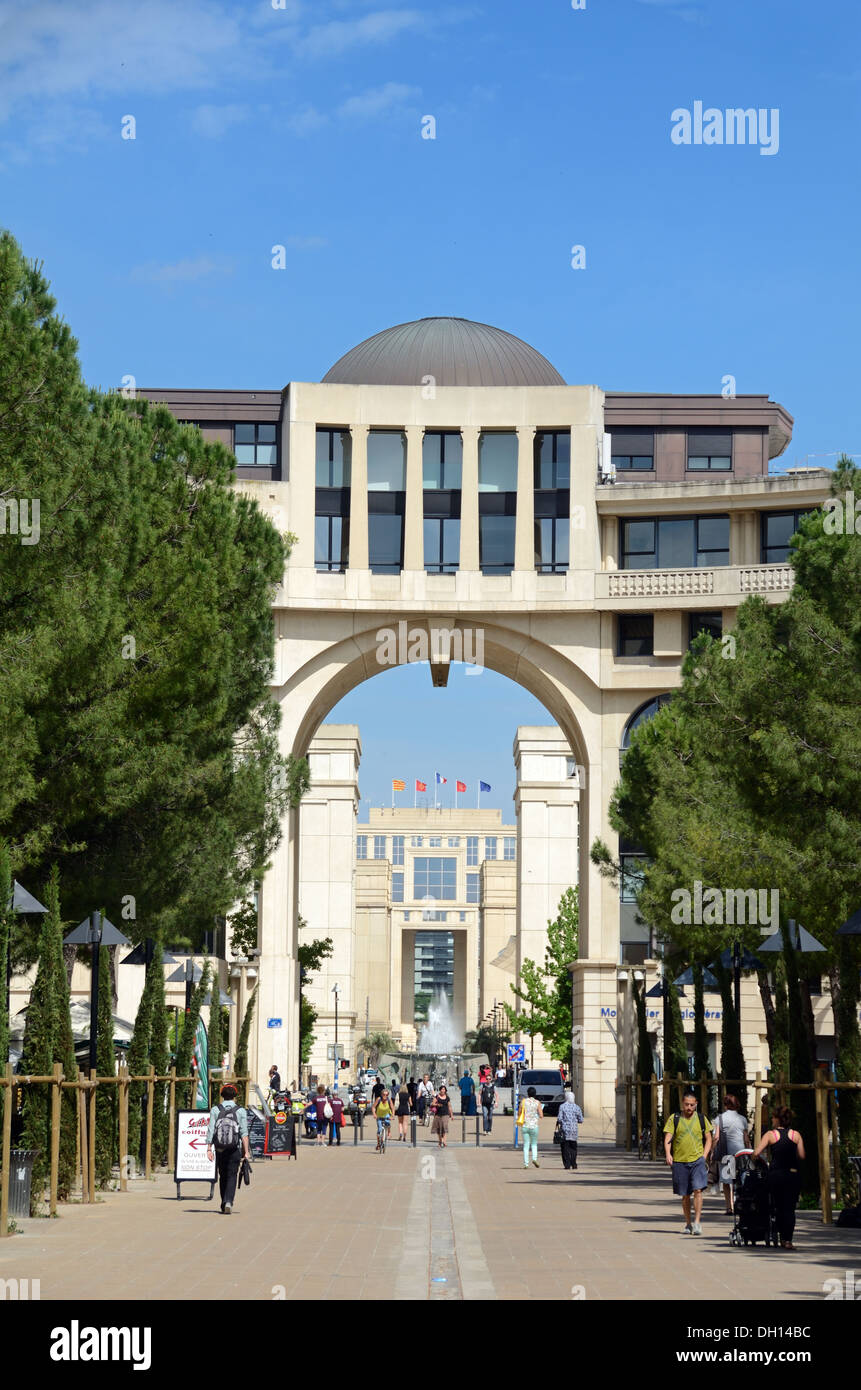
[435,772,447,785]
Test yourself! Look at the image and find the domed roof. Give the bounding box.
[322,317,565,388]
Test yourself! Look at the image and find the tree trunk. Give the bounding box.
[755,967,775,1058]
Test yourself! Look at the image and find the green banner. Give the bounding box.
[193,1016,208,1110]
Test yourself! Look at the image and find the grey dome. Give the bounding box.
[322,317,565,388]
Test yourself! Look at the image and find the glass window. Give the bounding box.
[466,836,479,866]
[696,515,730,566]
[620,855,646,903]
[621,695,672,751]
[368,510,404,574]
[392,872,404,903]
[618,615,654,657]
[534,516,569,573]
[423,432,462,490]
[411,836,423,848]
[687,431,732,472]
[413,857,457,901]
[429,837,442,848]
[403,911,410,922]
[356,835,367,860]
[373,835,386,860]
[233,422,279,471]
[447,837,460,848]
[315,515,348,573]
[484,837,497,860]
[478,432,518,491]
[422,909,447,922]
[392,836,405,866]
[760,510,815,564]
[315,428,351,488]
[534,431,570,490]
[503,837,516,860]
[620,516,729,569]
[611,429,654,471]
[688,612,723,647]
[466,873,480,904]
[479,514,516,575]
[367,430,406,491]
[424,516,460,574]
[459,911,466,922]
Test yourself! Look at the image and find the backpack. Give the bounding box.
[671,1111,706,1152]
[213,1103,242,1153]
[481,1085,495,1109]
[323,1100,334,1120]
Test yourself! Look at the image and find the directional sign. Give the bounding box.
[267,1018,282,1029]
[507,1043,525,1064]
[174,1110,216,1183]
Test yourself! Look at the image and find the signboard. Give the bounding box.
[507,1043,525,1064]
[174,1110,216,1183]
[267,1018,282,1029]
[264,1109,296,1156]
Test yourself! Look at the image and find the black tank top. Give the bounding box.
[771,1126,799,1171]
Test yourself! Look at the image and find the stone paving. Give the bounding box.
[2,1120,859,1301]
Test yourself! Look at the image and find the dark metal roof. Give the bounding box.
[322,317,565,388]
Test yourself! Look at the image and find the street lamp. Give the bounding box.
[62,912,132,1076]
[5,880,48,1027]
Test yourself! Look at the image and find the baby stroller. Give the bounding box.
[729,1150,777,1247]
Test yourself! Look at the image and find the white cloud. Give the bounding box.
[337,82,420,121]
[130,255,234,285]
[295,10,426,60]
[191,104,250,139]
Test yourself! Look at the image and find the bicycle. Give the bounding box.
[638,1121,652,1160]
[376,1118,389,1154]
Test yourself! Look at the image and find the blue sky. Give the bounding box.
[2,0,858,815]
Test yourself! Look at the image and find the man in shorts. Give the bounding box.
[663,1088,713,1235]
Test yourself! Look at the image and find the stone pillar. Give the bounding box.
[514,427,535,571]
[348,426,369,571]
[403,426,424,571]
[460,426,479,571]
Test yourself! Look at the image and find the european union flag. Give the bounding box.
[479,780,491,792]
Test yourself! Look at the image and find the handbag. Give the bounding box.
[553,1122,563,1145]
[238,1157,252,1187]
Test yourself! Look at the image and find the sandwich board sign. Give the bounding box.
[174,1109,217,1200]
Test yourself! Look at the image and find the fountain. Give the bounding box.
[418,989,461,1055]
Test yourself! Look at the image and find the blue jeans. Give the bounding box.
[482,1105,493,1134]
[522,1126,539,1165]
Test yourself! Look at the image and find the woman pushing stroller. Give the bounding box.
[752,1105,805,1251]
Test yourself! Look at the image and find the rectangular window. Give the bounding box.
[422,909,447,922]
[423,432,462,574]
[356,835,367,860]
[411,836,423,848]
[688,612,723,647]
[368,430,406,572]
[392,872,404,903]
[620,854,646,903]
[618,614,654,658]
[315,428,351,571]
[373,835,386,860]
[503,837,516,860]
[484,837,497,860]
[611,429,654,472]
[534,432,571,574]
[413,857,457,901]
[466,873,480,904]
[459,911,466,922]
[423,515,461,574]
[234,422,278,472]
[466,836,479,866]
[534,516,569,573]
[392,835,405,866]
[534,430,571,489]
[429,836,442,848]
[760,509,815,564]
[315,428,351,488]
[687,430,732,472]
[403,911,410,921]
[620,515,729,569]
[479,432,517,574]
[423,431,462,490]
[447,837,460,848]
[315,514,349,573]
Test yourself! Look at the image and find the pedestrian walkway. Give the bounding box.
[2,1130,858,1301]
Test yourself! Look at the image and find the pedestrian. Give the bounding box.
[328,1091,345,1146]
[396,1080,411,1140]
[480,1078,496,1134]
[432,1085,452,1148]
[712,1093,749,1214]
[407,1075,417,1110]
[372,1074,386,1104]
[391,1071,400,1098]
[458,1068,476,1116]
[753,1105,805,1250]
[663,1088,713,1235]
[416,1073,434,1125]
[268,1064,281,1097]
[206,1084,252,1215]
[555,1090,584,1171]
[313,1084,332,1146]
[518,1086,543,1169]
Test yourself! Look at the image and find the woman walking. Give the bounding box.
[432,1084,452,1148]
[313,1084,331,1146]
[556,1091,584,1172]
[712,1093,749,1213]
[396,1079,412,1140]
[753,1106,805,1250]
[518,1086,543,1169]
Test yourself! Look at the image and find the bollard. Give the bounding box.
[462,1114,466,1145]
[411,1115,417,1147]
[475,1113,480,1147]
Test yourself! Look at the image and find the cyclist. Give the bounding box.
[374,1088,394,1151]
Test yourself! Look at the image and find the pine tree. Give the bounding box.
[234,985,257,1106]
[94,941,116,1186]
[0,841,11,1081]
[126,957,157,1168]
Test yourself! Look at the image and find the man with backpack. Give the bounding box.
[663,1087,713,1235]
[480,1079,496,1134]
[206,1083,251,1215]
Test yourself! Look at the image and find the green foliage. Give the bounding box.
[228,900,259,959]
[771,956,790,1083]
[692,963,710,1082]
[234,985,256,1104]
[148,949,169,1166]
[95,941,117,1187]
[44,870,77,1197]
[0,841,10,1074]
[298,931,333,1065]
[126,952,158,1164]
[462,1020,511,1063]
[632,977,653,1130]
[358,1032,396,1067]
[665,974,688,1084]
[833,938,861,1204]
[175,965,210,1110]
[505,887,579,1068]
[0,229,309,954]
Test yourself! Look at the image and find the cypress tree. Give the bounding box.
[692,963,711,1086]
[126,957,156,1169]
[234,985,257,1106]
[148,948,169,1167]
[0,841,10,1084]
[782,923,819,1197]
[208,997,225,1106]
[175,965,210,1110]
[44,869,77,1198]
[18,906,55,1211]
[94,941,116,1186]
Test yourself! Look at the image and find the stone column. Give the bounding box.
[403,426,424,571]
[514,427,535,571]
[348,426,369,571]
[459,426,479,571]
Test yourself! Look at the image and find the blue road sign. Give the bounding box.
[266,1018,282,1029]
[507,1043,525,1063]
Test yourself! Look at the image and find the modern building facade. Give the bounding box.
[142,315,833,1133]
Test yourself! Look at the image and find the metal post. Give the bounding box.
[50,1062,62,1215]
[462,1114,466,1145]
[118,1063,128,1191]
[1,1063,13,1235]
[411,1114,417,1147]
[88,1070,96,1204]
[475,1113,480,1147]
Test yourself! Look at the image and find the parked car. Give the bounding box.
[516,1069,566,1116]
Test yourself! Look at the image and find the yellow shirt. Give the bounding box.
[375,1101,392,1119]
[663,1111,712,1162]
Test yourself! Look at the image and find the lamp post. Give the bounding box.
[6,880,48,1029]
[332,982,340,1086]
[63,912,132,1074]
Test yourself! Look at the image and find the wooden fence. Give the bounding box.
[0,1062,249,1236]
[621,1069,861,1224]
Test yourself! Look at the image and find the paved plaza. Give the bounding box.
[2,1122,859,1302]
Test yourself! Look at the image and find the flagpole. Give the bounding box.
[434,774,437,811]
